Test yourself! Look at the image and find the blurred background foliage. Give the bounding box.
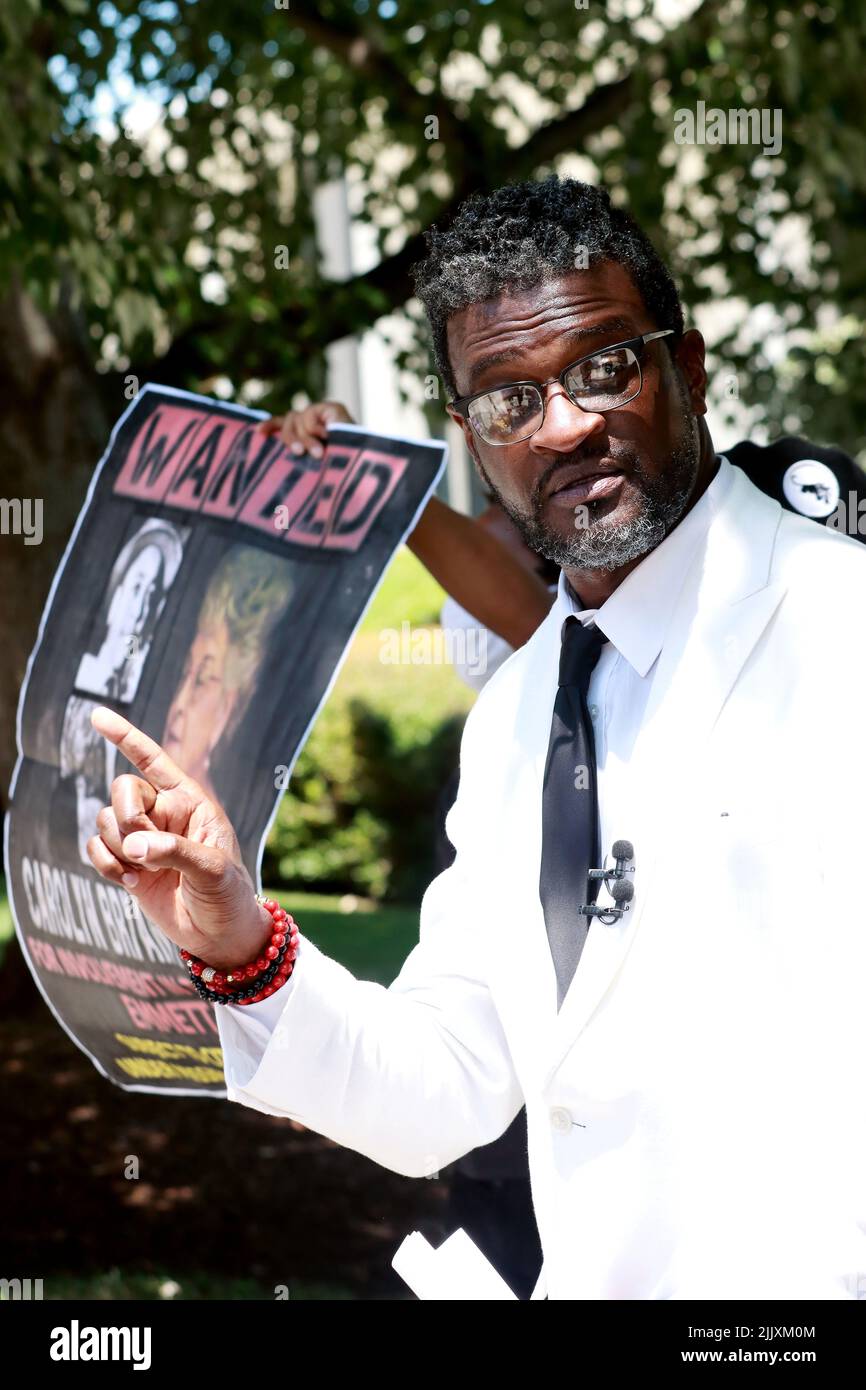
[2,0,865,879]
[2,0,864,434]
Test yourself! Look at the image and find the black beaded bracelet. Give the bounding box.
[183,939,292,1005]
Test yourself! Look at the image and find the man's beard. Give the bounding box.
[476,433,703,573]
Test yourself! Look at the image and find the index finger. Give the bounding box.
[90,706,203,797]
[255,415,284,436]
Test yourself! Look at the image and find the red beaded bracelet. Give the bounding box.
[179,895,300,1006]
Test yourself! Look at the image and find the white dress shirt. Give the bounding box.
[221,456,734,1040]
[564,455,733,883]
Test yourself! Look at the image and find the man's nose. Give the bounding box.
[528,385,606,454]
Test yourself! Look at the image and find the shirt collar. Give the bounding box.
[554,455,735,677]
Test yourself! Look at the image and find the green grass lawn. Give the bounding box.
[280,890,418,983]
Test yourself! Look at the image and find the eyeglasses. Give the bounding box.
[449,329,677,446]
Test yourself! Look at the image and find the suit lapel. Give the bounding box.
[530,466,788,1083]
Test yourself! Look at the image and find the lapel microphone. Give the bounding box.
[580,839,635,924]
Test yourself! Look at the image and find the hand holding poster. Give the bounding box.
[4,385,446,1095]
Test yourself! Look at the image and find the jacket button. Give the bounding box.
[550,1106,572,1133]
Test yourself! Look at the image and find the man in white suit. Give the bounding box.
[88,177,866,1299]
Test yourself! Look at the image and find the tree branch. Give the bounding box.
[140,0,729,386]
[516,74,636,170]
[287,2,489,169]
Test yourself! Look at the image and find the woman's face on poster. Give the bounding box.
[162,618,238,776]
[106,544,163,645]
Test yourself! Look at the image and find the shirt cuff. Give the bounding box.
[215,960,300,1092]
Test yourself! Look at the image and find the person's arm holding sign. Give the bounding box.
[88,704,521,1176]
[257,404,552,648]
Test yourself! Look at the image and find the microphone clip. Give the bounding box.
[579,839,635,925]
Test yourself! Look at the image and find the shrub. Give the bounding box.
[263,695,465,902]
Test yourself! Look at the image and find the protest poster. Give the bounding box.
[4,384,446,1094]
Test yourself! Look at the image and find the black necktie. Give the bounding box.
[539,615,606,1009]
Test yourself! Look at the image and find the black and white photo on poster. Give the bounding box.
[74,517,187,704]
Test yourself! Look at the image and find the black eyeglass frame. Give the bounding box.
[449,328,678,444]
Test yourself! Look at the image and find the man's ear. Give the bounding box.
[447,405,481,466]
[673,329,708,418]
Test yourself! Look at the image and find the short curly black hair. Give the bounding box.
[412,176,684,400]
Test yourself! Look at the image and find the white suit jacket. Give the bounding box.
[217,461,866,1300]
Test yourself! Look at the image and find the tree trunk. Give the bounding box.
[0,280,108,1008]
